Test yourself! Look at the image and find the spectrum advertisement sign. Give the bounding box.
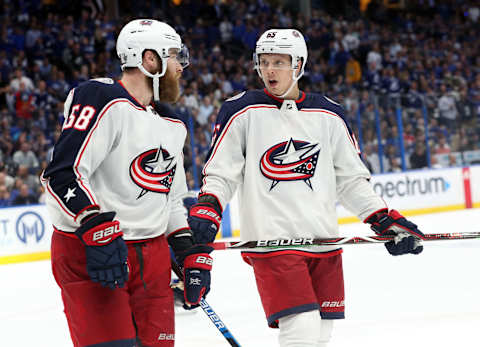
[0,204,53,257]
[336,167,466,218]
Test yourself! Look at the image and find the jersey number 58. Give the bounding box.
[63,104,96,131]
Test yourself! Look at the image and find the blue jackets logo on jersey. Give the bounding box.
[130,148,176,198]
[260,138,320,190]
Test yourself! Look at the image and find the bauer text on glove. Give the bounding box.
[75,211,129,289]
[188,194,222,244]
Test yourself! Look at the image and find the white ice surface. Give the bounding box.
[1,208,479,347]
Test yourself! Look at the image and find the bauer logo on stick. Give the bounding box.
[257,238,314,247]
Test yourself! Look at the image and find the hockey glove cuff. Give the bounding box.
[365,209,425,256]
[168,228,195,265]
[188,194,222,244]
[75,211,129,289]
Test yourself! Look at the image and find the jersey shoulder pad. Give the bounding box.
[71,79,142,113]
[302,92,347,120]
[90,77,115,85]
[324,95,341,106]
[153,102,187,130]
[218,90,273,124]
[225,91,246,102]
[72,79,121,110]
[153,101,176,118]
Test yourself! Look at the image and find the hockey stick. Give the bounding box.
[208,231,480,250]
[170,260,242,347]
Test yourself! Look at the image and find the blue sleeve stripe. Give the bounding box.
[40,175,76,218]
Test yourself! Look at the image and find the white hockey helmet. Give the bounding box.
[116,19,189,101]
[254,29,308,81]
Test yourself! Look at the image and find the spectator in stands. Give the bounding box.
[438,84,458,130]
[362,143,380,173]
[12,142,39,173]
[430,155,443,169]
[15,82,34,119]
[423,85,438,115]
[16,165,38,192]
[404,81,423,113]
[195,132,210,159]
[403,123,416,152]
[33,80,51,111]
[0,170,14,192]
[410,144,429,169]
[428,118,449,140]
[11,183,37,206]
[469,132,480,150]
[433,135,451,155]
[345,54,361,85]
[366,41,382,72]
[448,153,459,167]
[457,87,475,124]
[0,185,11,207]
[197,95,214,126]
[0,119,14,162]
[382,67,403,108]
[231,70,247,92]
[389,157,403,172]
[8,178,24,203]
[218,72,233,96]
[9,68,34,92]
[184,85,199,110]
[173,96,193,125]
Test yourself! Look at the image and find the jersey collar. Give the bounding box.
[117,80,147,110]
[263,88,306,105]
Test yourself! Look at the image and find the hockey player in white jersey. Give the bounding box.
[41,19,213,347]
[188,29,425,346]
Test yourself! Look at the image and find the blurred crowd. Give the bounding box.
[0,0,479,207]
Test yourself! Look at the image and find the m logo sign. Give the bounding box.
[16,211,45,243]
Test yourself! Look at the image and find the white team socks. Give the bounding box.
[278,310,333,347]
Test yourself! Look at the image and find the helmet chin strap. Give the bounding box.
[277,69,302,99]
[138,64,164,102]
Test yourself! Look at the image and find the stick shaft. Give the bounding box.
[208,232,480,250]
[171,261,242,346]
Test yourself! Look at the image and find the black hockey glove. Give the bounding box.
[168,230,213,309]
[75,212,129,289]
[365,209,425,256]
[188,194,222,244]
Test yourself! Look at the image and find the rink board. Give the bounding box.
[0,166,478,264]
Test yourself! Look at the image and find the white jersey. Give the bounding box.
[41,78,189,240]
[201,89,386,255]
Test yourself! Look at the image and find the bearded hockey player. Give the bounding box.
[188,28,425,347]
[41,19,213,347]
